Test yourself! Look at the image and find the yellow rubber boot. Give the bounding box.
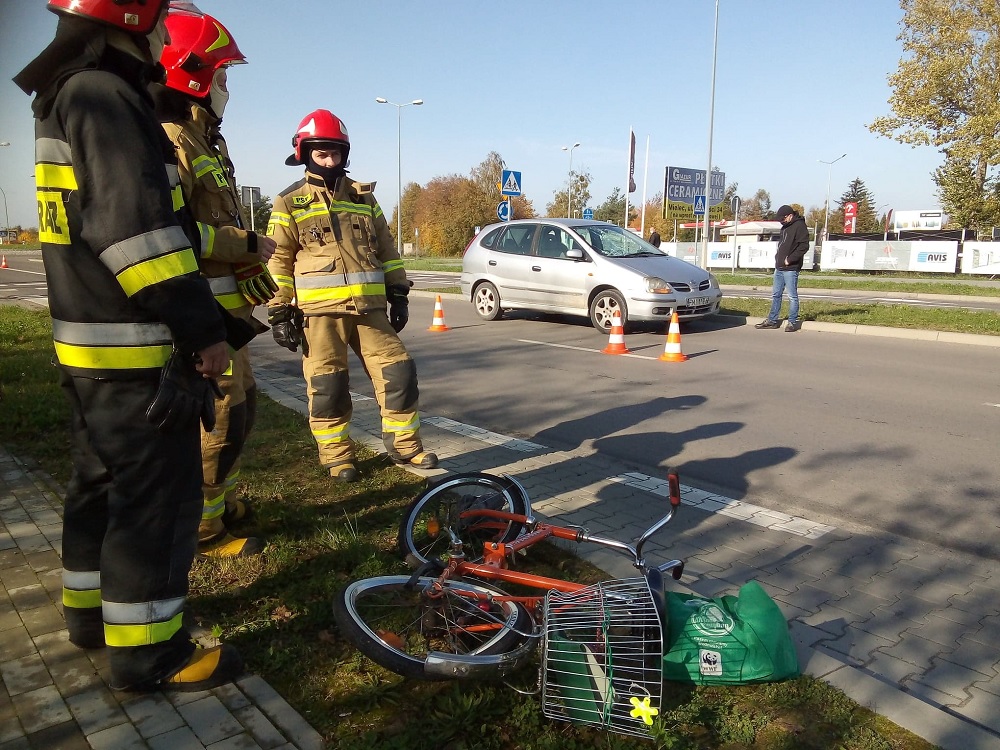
[198,518,263,558]
[163,644,243,692]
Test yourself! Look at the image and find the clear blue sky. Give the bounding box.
[1,0,941,230]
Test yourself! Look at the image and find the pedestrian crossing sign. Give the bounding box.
[501,170,522,197]
[693,194,707,215]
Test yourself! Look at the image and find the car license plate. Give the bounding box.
[688,296,710,306]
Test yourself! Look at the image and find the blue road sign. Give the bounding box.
[582,208,594,220]
[501,170,522,196]
[497,201,511,221]
[693,194,707,216]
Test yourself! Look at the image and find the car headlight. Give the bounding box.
[645,276,673,293]
[708,273,720,290]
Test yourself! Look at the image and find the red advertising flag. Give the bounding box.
[843,201,858,234]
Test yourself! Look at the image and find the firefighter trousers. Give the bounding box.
[58,368,201,690]
[200,342,255,536]
[301,310,422,471]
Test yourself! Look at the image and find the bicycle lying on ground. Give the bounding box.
[332,470,685,737]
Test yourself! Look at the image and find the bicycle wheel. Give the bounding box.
[333,575,534,681]
[398,472,528,565]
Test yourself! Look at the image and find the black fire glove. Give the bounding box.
[146,349,221,433]
[268,304,305,353]
[387,283,410,333]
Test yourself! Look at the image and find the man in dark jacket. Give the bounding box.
[755,204,809,332]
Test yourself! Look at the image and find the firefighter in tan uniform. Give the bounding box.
[155,4,275,556]
[266,109,437,482]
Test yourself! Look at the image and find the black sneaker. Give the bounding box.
[754,320,780,329]
[785,321,802,332]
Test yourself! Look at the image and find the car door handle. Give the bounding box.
[488,260,497,266]
[531,266,541,272]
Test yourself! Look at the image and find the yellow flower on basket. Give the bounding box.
[629,695,659,725]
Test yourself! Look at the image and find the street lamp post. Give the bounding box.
[0,142,10,238]
[375,97,423,257]
[561,142,580,217]
[700,0,720,270]
[819,153,847,246]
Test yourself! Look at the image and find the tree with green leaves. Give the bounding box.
[236,187,272,233]
[735,188,772,221]
[932,156,1000,229]
[869,0,1000,230]
[394,152,537,256]
[546,170,592,218]
[829,177,880,234]
[592,187,637,227]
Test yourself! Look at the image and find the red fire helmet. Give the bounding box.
[47,0,168,35]
[160,4,245,98]
[285,110,350,166]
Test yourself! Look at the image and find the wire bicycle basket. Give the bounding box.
[541,577,663,738]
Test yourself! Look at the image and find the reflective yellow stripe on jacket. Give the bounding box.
[52,319,173,371]
[294,270,385,304]
[207,274,243,310]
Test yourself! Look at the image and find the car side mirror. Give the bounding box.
[566,248,584,260]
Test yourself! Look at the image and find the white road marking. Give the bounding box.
[416,410,836,539]
[516,339,660,360]
[610,472,835,539]
[423,416,544,452]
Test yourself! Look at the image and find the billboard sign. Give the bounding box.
[843,202,857,234]
[893,210,944,232]
[663,166,725,221]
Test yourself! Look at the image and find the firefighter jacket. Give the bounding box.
[162,103,264,317]
[266,172,406,315]
[14,29,225,379]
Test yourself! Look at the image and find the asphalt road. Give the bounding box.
[393,295,1000,560]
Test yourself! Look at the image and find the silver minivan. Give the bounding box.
[460,218,722,331]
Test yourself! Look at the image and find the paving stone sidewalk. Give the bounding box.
[255,340,1000,750]
[0,448,325,750]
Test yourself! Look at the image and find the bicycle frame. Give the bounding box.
[421,470,685,678]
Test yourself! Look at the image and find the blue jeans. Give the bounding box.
[767,269,799,323]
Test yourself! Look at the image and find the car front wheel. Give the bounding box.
[473,282,503,321]
[589,289,627,332]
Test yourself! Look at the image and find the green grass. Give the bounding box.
[718,297,1000,335]
[715,271,1000,298]
[403,256,463,272]
[0,304,941,750]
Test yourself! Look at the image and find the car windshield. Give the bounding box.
[570,224,666,258]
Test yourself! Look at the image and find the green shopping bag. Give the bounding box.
[661,580,799,685]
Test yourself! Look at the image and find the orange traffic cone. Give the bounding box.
[658,310,688,362]
[0,255,7,269]
[427,295,450,332]
[601,312,630,355]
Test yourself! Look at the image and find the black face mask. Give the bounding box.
[307,150,347,187]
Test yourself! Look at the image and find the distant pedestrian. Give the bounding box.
[755,204,809,332]
[648,229,661,248]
